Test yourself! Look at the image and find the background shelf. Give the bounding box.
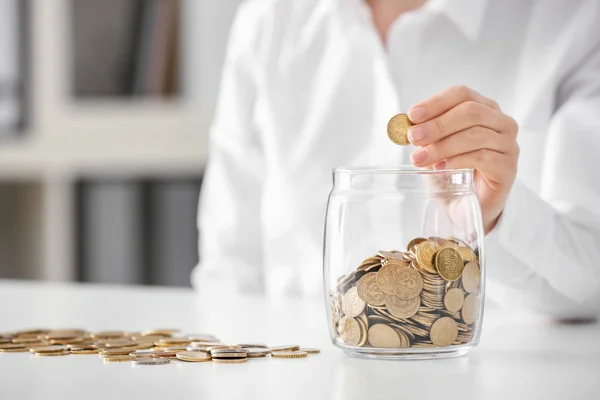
[0,0,244,285]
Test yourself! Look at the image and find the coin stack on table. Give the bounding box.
[0,329,319,365]
[331,237,482,349]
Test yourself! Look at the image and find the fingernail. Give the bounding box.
[434,160,447,170]
[408,107,426,122]
[408,126,426,143]
[411,148,428,164]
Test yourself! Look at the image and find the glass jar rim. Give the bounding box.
[333,166,474,175]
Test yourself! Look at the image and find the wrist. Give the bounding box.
[484,213,502,236]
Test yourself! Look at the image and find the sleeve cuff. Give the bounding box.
[486,179,600,303]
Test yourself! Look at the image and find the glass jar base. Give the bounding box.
[338,343,475,360]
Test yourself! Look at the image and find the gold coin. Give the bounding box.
[391,267,424,300]
[268,345,299,352]
[103,355,134,363]
[70,348,98,355]
[429,237,459,248]
[389,322,416,343]
[185,334,220,342]
[342,286,366,318]
[444,288,465,312]
[367,324,401,348]
[430,317,459,347]
[355,317,368,347]
[357,312,369,329]
[377,251,406,262]
[142,329,179,337]
[357,272,386,306]
[411,342,434,348]
[462,294,479,325]
[12,337,44,344]
[21,342,49,349]
[31,345,69,354]
[131,334,164,342]
[0,345,27,352]
[435,247,465,281]
[16,329,49,337]
[104,339,138,348]
[376,261,407,295]
[36,351,69,357]
[446,280,460,292]
[384,294,420,319]
[176,351,212,362]
[456,246,477,263]
[156,337,191,346]
[462,262,480,294]
[339,317,361,346]
[212,358,248,364]
[393,328,411,348]
[387,113,413,145]
[415,241,441,274]
[99,348,134,356]
[407,237,427,253]
[45,329,86,338]
[26,343,52,352]
[298,348,320,354]
[90,331,125,339]
[127,342,155,350]
[271,351,308,359]
[49,336,85,345]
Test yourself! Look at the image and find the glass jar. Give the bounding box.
[323,167,485,360]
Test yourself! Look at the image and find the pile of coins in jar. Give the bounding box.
[0,329,319,364]
[331,237,481,349]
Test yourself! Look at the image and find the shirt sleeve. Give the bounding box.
[486,35,600,318]
[192,5,266,294]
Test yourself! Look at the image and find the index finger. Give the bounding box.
[408,85,500,124]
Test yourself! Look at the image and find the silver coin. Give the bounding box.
[130,350,155,357]
[185,346,210,352]
[134,358,170,365]
[210,348,248,358]
[245,348,270,357]
[237,344,269,349]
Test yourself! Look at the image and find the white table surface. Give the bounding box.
[0,279,599,400]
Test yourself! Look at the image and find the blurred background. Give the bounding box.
[0,0,243,287]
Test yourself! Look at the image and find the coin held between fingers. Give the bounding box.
[387,114,413,146]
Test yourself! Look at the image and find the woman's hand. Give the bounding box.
[407,86,520,234]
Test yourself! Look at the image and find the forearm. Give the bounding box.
[486,179,600,317]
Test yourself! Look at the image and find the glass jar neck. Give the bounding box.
[332,167,475,194]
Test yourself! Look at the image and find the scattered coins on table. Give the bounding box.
[387,113,414,146]
[332,236,482,349]
[0,329,319,365]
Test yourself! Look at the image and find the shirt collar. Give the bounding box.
[424,0,489,41]
[338,0,489,42]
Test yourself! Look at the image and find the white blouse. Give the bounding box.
[194,0,600,317]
